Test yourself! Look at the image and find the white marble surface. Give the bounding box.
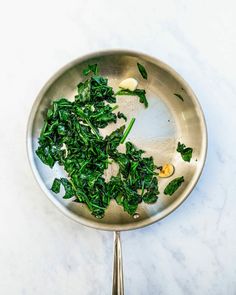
[0,0,236,294]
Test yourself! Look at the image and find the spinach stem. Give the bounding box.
[69,179,77,193]
[141,181,145,197]
[76,107,100,139]
[112,105,119,111]
[85,118,100,139]
[91,203,106,210]
[120,118,135,144]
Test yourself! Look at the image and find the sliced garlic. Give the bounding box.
[61,143,68,158]
[119,78,138,91]
[159,164,175,178]
[133,213,140,219]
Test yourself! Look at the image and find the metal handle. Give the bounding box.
[112,231,124,295]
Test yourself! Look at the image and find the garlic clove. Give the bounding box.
[159,164,175,178]
[119,78,138,91]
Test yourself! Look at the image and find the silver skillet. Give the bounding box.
[27,50,207,294]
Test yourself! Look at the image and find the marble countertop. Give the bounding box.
[0,0,235,294]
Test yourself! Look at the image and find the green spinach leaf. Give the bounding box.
[82,64,98,76]
[177,142,193,162]
[117,111,127,121]
[164,176,184,196]
[51,178,61,193]
[137,62,148,79]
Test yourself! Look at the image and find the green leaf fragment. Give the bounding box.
[51,178,61,193]
[174,93,184,101]
[177,142,193,162]
[36,146,55,168]
[120,118,135,144]
[61,178,75,199]
[137,62,148,79]
[117,111,127,121]
[82,64,98,76]
[143,177,159,203]
[164,176,184,196]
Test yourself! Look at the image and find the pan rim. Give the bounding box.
[26,49,208,231]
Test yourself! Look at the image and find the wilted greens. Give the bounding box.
[36,63,188,219]
[117,111,127,122]
[164,176,184,196]
[137,62,148,80]
[177,142,193,162]
[107,141,159,215]
[82,64,98,76]
[36,64,160,218]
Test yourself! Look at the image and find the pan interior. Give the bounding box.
[28,51,207,231]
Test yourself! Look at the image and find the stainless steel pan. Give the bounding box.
[27,50,207,294]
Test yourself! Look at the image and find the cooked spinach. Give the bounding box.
[37,64,188,218]
[164,176,184,196]
[117,111,127,121]
[105,125,126,156]
[36,64,159,218]
[120,118,135,144]
[177,142,193,162]
[51,178,61,193]
[143,177,159,203]
[60,178,76,199]
[116,89,148,108]
[82,64,98,76]
[174,93,184,101]
[137,62,148,79]
[109,141,159,213]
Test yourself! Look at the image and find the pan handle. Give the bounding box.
[112,231,124,295]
